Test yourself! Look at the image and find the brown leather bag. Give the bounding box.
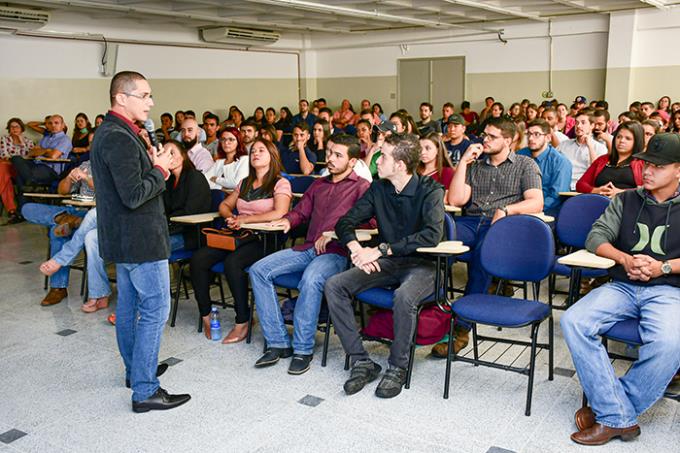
[201,227,255,251]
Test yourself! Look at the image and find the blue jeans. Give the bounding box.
[21,203,86,289]
[115,260,171,402]
[561,281,680,428]
[51,209,110,299]
[249,247,347,354]
[456,216,493,295]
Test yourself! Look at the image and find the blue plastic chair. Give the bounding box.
[444,214,555,416]
[549,194,610,309]
[328,213,457,388]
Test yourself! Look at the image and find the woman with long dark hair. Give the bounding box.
[418,132,454,188]
[190,139,292,342]
[576,121,645,197]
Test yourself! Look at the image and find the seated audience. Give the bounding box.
[372,103,386,123]
[416,102,442,136]
[264,107,277,127]
[557,111,608,189]
[190,138,292,341]
[444,113,471,165]
[172,111,207,142]
[592,109,614,152]
[541,107,569,147]
[311,119,330,160]
[291,99,317,130]
[432,117,542,359]
[180,118,214,173]
[0,118,34,223]
[275,106,294,145]
[163,140,211,252]
[280,122,316,176]
[418,132,454,188]
[202,113,220,156]
[325,133,445,399]
[319,136,372,183]
[460,101,479,130]
[204,127,249,191]
[517,119,572,216]
[11,114,72,208]
[240,120,258,154]
[70,113,92,162]
[355,119,373,159]
[576,121,644,197]
[155,112,174,145]
[39,208,111,314]
[22,161,95,305]
[557,103,576,135]
[561,133,680,446]
[642,119,661,151]
[332,99,355,130]
[249,134,370,375]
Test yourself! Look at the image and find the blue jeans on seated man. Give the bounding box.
[455,215,493,295]
[115,259,171,402]
[51,209,110,299]
[560,281,680,429]
[22,203,87,289]
[249,247,347,355]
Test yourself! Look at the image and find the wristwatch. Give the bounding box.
[500,206,509,216]
[661,261,672,275]
[378,242,390,257]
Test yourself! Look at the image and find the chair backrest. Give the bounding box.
[556,194,610,248]
[444,212,456,241]
[210,189,226,228]
[480,215,555,282]
[290,176,316,194]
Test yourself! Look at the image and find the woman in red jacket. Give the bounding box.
[576,121,644,198]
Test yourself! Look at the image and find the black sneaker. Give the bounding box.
[7,213,24,224]
[255,347,293,368]
[288,354,313,375]
[375,366,407,399]
[343,359,382,395]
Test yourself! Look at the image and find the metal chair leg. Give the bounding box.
[525,323,539,416]
[217,274,226,307]
[548,316,554,381]
[443,315,456,399]
[80,252,88,297]
[170,264,184,327]
[246,298,255,344]
[472,323,479,363]
[344,353,350,370]
[405,305,423,390]
[321,314,331,367]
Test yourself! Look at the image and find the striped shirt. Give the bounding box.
[464,152,542,217]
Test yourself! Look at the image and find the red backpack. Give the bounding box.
[362,305,451,345]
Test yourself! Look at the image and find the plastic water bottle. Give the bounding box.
[210,307,221,341]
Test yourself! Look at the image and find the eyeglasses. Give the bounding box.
[480,132,502,142]
[526,131,547,138]
[219,137,237,143]
[123,92,153,101]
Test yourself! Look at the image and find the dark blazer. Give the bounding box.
[91,112,169,263]
[165,168,211,250]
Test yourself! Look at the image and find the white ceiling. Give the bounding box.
[7,0,680,35]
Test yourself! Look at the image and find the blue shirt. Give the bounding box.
[291,112,317,130]
[517,145,572,216]
[446,138,471,166]
[38,131,72,173]
[280,145,317,175]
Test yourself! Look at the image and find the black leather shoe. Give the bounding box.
[126,363,169,388]
[255,347,293,368]
[344,359,382,395]
[132,387,191,413]
[288,354,313,375]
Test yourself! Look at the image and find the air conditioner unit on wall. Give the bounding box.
[200,27,280,46]
[0,6,50,31]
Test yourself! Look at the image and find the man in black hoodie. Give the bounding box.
[561,133,680,446]
[325,133,444,399]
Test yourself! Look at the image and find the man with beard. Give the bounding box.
[558,111,608,189]
[248,134,370,375]
[240,119,258,154]
[430,116,543,359]
[517,119,572,216]
[181,117,213,173]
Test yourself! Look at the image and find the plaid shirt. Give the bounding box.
[464,152,542,217]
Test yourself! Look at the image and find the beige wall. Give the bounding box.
[314,69,606,116]
[1,78,299,140]
[629,65,680,106]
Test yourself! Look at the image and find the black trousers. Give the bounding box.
[190,240,265,322]
[325,257,436,369]
[11,157,59,207]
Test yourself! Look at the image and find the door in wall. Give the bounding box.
[398,57,465,119]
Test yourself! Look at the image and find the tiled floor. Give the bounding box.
[1,221,678,453]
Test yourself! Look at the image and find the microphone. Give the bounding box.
[143,118,159,148]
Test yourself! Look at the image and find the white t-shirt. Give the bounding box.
[557,138,608,189]
[204,157,249,190]
[319,159,373,183]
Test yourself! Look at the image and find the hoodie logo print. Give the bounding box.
[631,223,667,255]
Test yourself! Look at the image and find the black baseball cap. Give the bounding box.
[634,133,680,165]
[447,113,465,125]
[375,121,397,134]
[574,96,586,104]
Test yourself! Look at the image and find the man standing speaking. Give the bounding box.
[91,71,191,412]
